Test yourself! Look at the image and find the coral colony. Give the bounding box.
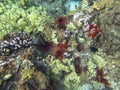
[0,31,32,56]
[0,0,120,90]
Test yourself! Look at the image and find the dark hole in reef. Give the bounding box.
[90,46,98,52]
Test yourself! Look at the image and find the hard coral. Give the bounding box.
[54,16,67,29]
[0,31,32,56]
[87,23,100,39]
[54,42,68,60]
[95,68,110,87]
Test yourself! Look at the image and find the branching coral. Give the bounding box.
[0,2,52,38]
[63,72,80,90]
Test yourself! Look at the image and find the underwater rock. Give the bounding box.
[114,13,120,25]
[30,71,48,90]
[92,6,120,57]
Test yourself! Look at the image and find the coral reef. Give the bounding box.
[0,0,120,90]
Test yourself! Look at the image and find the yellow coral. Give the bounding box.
[0,2,52,38]
[19,60,34,84]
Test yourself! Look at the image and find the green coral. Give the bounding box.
[87,57,97,77]
[63,72,80,90]
[48,58,71,80]
[93,54,107,68]
[0,1,52,39]
[87,53,107,77]
[48,57,81,90]
[16,0,32,8]
[48,57,75,76]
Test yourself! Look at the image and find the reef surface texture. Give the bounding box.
[0,0,120,90]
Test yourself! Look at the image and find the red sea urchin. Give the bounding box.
[54,16,67,28]
[37,34,54,52]
[38,41,54,52]
[95,68,110,87]
[54,42,68,60]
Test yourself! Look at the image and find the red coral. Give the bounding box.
[95,68,110,87]
[54,42,68,60]
[87,23,100,39]
[54,16,67,28]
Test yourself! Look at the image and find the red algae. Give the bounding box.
[95,68,110,87]
[87,23,100,39]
